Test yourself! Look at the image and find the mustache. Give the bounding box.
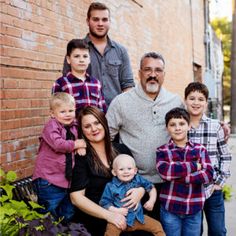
[147,76,158,82]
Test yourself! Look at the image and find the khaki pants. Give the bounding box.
[104,215,165,236]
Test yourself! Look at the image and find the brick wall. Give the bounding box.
[0,0,206,178]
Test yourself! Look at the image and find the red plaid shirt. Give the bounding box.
[52,72,107,113]
[156,139,213,215]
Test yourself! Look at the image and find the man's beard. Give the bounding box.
[146,83,159,93]
[89,28,108,39]
[146,76,159,93]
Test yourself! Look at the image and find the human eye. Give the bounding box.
[102,17,109,22]
[94,121,100,126]
[154,68,164,73]
[169,123,175,127]
[143,67,151,73]
[83,54,89,58]
[92,17,99,22]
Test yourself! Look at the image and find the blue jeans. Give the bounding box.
[160,206,201,236]
[33,178,74,223]
[203,190,226,236]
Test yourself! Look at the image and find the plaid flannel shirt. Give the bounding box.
[188,114,232,198]
[156,139,213,215]
[52,72,107,113]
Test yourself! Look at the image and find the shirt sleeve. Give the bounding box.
[119,46,135,90]
[183,147,214,184]
[106,97,122,140]
[42,120,75,153]
[156,148,198,181]
[215,125,232,187]
[70,155,89,192]
[52,79,62,94]
[135,174,153,192]
[97,82,107,113]
[99,183,114,209]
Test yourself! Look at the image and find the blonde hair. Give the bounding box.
[112,154,136,170]
[50,92,75,110]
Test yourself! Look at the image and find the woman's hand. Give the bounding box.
[106,211,127,230]
[121,187,145,210]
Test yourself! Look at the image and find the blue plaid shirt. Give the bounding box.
[188,114,232,198]
[99,174,153,226]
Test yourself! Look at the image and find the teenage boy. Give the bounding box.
[156,107,214,236]
[100,154,165,236]
[185,82,232,236]
[63,2,134,106]
[52,39,107,114]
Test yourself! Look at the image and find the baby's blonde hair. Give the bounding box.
[50,92,75,111]
[112,154,136,170]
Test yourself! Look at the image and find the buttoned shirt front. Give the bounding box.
[188,114,232,198]
[156,139,213,215]
[52,72,107,113]
[84,35,134,105]
[99,174,153,226]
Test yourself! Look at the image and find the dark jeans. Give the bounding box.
[33,178,74,223]
[202,190,227,236]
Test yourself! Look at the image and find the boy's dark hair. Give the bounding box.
[66,39,89,56]
[140,52,165,69]
[165,107,190,126]
[184,82,209,100]
[87,2,110,19]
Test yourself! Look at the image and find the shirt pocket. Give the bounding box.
[107,59,122,77]
[90,91,100,101]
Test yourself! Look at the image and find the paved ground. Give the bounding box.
[203,135,236,236]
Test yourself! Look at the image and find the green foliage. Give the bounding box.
[222,184,233,201]
[0,169,45,236]
[211,17,232,106]
[0,169,91,236]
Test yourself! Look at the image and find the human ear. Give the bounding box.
[66,56,71,65]
[111,169,116,176]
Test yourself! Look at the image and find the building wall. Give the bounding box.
[0,0,206,178]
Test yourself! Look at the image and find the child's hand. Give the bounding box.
[116,207,128,216]
[197,163,202,171]
[143,200,155,211]
[75,147,86,156]
[74,139,86,149]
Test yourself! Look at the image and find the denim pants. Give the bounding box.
[203,190,226,236]
[160,206,201,236]
[33,178,74,223]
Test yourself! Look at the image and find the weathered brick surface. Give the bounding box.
[0,0,206,178]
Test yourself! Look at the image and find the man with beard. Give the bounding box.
[62,2,134,106]
[106,52,184,221]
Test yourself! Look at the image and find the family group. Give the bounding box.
[32,2,232,236]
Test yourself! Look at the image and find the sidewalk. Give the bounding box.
[203,135,236,236]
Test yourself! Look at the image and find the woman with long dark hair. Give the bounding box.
[70,106,144,236]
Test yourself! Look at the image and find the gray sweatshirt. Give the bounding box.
[106,83,183,183]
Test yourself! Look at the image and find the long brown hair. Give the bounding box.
[77,106,117,175]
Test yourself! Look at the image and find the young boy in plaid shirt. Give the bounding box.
[156,107,213,236]
[52,39,107,114]
[185,82,232,236]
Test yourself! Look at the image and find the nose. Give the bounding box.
[91,124,97,131]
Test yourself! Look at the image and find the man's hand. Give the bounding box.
[220,121,231,143]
